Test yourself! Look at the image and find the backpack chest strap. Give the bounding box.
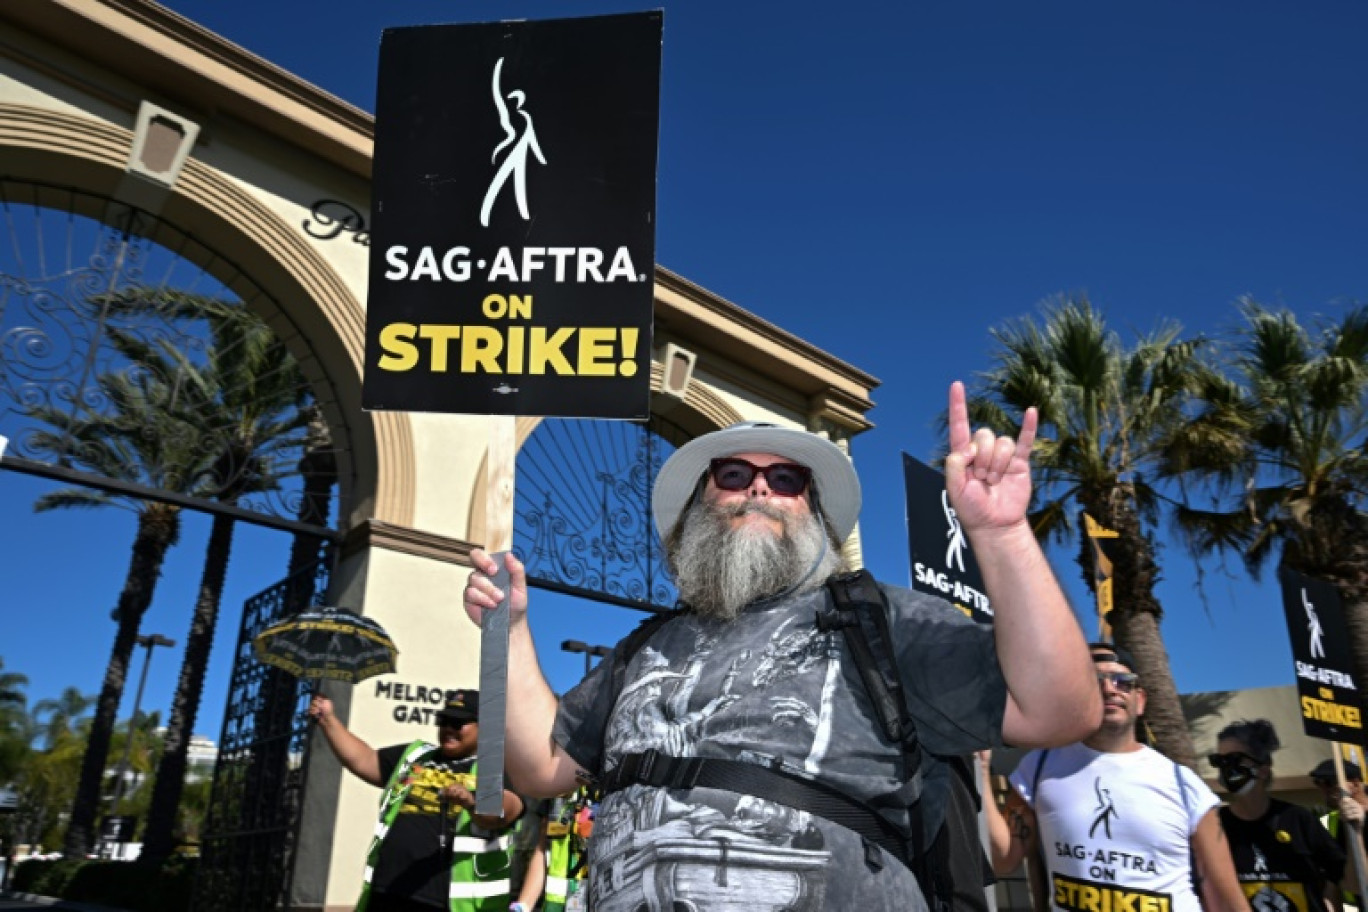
[599,749,914,870]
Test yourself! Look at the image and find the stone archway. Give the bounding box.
[0,101,416,532]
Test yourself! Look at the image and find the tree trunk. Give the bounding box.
[63,505,178,857]
[141,513,235,862]
[1084,490,1198,770]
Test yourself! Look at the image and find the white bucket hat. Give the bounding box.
[651,421,862,542]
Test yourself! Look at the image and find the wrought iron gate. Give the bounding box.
[192,552,333,912]
[515,415,689,613]
[0,178,349,538]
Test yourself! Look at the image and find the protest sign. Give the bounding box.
[363,12,663,812]
[1082,512,1120,639]
[364,12,662,419]
[1279,567,1365,745]
[903,453,992,624]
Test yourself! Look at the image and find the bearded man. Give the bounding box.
[463,382,1100,911]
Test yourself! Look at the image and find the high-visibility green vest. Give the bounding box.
[357,741,514,912]
[543,828,582,912]
[543,791,588,912]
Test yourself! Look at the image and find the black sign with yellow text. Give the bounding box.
[363,13,662,418]
[903,454,992,624]
[1279,567,1365,745]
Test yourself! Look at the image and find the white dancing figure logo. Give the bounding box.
[480,57,547,228]
[942,490,966,573]
[1303,588,1325,660]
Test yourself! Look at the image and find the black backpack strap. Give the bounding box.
[821,570,952,908]
[819,570,920,757]
[1176,760,1203,896]
[1032,749,1051,795]
[600,749,913,871]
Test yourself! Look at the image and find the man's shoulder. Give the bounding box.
[876,579,978,620]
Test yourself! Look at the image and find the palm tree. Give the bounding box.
[32,687,94,750]
[966,295,1213,768]
[138,301,312,862]
[1168,300,1368,691]
[29,368,205,857]
[0,658,31,786]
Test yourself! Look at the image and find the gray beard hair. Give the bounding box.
[668,498,845,620]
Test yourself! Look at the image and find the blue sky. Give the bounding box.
[2,0,1366,745]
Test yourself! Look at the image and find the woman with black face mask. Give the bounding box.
[1215,719,1347,912]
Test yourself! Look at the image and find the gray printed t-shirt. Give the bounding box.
[553,582,1007,911]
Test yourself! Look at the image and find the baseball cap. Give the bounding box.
[436,689,479,725]
[1089,641,1137,675]
[1311,758,1363,782]
[651,421,861,542]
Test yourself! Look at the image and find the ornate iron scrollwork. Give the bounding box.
[0,180,345,530]
[516,417,680,612]
[193,554,332,912]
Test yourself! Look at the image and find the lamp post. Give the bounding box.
[104,633,175,855]
[560,640,611,678]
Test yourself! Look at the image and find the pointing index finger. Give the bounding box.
[1016,407,1039,460]
[948,381,971,454]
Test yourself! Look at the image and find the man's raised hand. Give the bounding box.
[463,548,529,627]
[944,380,1038,535]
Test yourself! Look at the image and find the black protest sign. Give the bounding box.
[903,454,992,624]
[363,13,662,419]
[1279,568,1365,745]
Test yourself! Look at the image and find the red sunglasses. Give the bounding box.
[709,458,812,497]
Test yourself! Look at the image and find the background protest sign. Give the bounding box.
[1082,512,1120,639]
[903,454,992,624]
[363,12,663,419]
[1279,567,1365,745]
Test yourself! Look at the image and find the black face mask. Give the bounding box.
[1217,765,1259,795]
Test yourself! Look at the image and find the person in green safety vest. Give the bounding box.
[311,689,524,912]
[1314,758,1368,912]
[512,787,594,912]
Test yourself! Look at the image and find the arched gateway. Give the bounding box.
[0,4,879,910]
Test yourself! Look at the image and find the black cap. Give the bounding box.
[436,689,479,725]
[1311,758,1363,782]
[1089,641,1137,675]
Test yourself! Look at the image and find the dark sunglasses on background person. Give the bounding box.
[709,458,812,496]
[1096,671,1139,693]
[438,718,475,729]
[1208,751,1263,770]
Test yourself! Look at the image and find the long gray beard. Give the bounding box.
[668,499,845,620]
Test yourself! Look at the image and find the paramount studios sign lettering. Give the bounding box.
[375,679,469,726]
[362,12,662,419]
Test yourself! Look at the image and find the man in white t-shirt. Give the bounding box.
[983,643,1249,912]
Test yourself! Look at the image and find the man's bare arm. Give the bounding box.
[309,694,382,786]
[944,382,1101,747]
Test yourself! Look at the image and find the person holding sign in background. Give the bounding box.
[309,690,524,912]
[1215,719,1345,912]
[463,382,1101,910]
[983,644,1249,912]
[1313,759,1368,911]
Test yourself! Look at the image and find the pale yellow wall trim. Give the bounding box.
[341,519,476,567]
[0,0,374,176]
[0,101,417,529]
[649,359,743,430]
